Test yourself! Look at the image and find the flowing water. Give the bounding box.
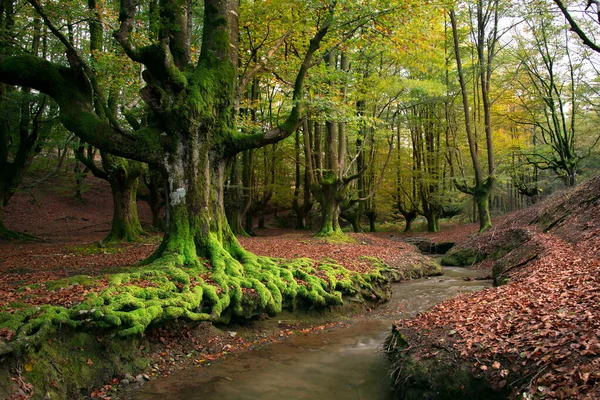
[132,267,491,400]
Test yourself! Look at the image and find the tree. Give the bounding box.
[73,1,146,242]
[0,2,53,239]
[450,0,502,232]
[514,1,597,186]
[553,0,600,53]
[0,0,349,321]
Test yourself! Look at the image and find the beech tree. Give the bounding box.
[0,4,53,239]
[449,0,503,232]
[0,0,332,265]
[514,3,589,187]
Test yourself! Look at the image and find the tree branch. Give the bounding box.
[553,0,600,53]
[0,55,164,166]
[227,1,337,155]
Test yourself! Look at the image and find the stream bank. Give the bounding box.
[127,267,490,400]
[385,176,600,399]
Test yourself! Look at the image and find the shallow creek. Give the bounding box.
[133,267,491,400]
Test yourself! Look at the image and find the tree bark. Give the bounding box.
[106,165,144,242]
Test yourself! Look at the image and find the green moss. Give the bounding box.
[0,235,391,360]
[0,331,151,399]
[313,231,357,243]
[66,243,124,256]
[441,248,485,267]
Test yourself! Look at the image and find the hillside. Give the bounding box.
[385,175,600,399]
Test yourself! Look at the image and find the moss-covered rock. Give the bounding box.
[0,330,149,400]
[441,248,485,267]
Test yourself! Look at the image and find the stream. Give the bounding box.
[132,267,491,400]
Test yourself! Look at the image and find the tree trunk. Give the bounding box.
[450,9,493,232]
[425,213,439,233]
[340,203,363,233]
[293,129,306,230]
[366,210,377,232]
[476,190,492,232]
[403,213,416,233]
[143,167,165,230]
[74,159,87,202]
[106,173,143,242]
[316,173,343,236]
[225,153,249,236]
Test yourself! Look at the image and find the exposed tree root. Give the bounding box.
[0,225,40,242]
[0,242,390,356]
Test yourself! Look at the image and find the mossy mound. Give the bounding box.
[370,257,443,282]
[0,330,148,399]
[440,247,484,266]
[441,228,532,267]
[0,254,390,358]
[384,326,509,400]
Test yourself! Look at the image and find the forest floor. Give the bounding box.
[6,171,599,399]
[0,173,439,399]
[386,177,600,399]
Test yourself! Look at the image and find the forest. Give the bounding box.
[0,0,599,398]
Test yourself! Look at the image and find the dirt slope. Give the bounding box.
[386,175,600,399]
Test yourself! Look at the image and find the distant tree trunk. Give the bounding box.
[403,211,417,233]
[450,9,494,232]
[225,152,249,236]
[141,166,165,230]
[366,209,377,232]
[292,128,313,229]
[106,162,144,242]
[74,144,93,202]
[395,116,419,233]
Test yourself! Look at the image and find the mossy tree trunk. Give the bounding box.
[308,53,360,238]
[104,155,144,242]
[76,147,145,242]
[0,0,332,264]
[314,172,345,236]
[475,187,492,232]
[340,202,364,233]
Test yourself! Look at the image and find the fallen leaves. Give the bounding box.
[393,215,600,397]
[239,231,435,274]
